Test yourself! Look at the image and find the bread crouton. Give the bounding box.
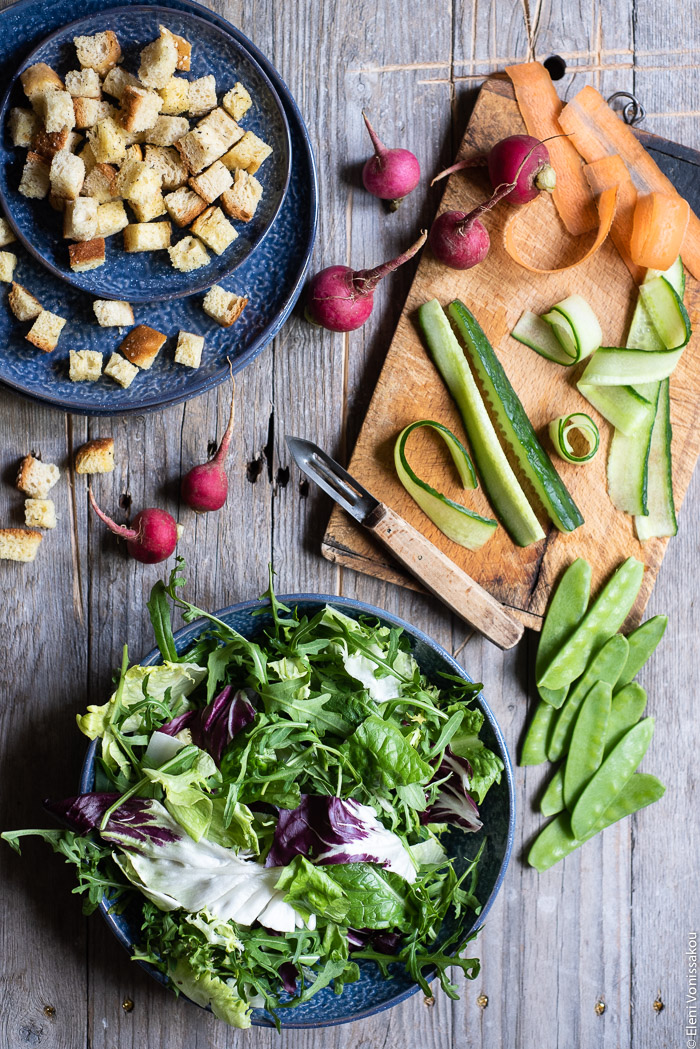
[96,200,129,238]
[39,90,75,134]
[202,285,248,327]
[26,310,66,352]
[190,206,237,255]
[0,252,18,282]
[24,499,57,529]
[119,85,163,133]
[0,527,42,562]
[221,131,272,174]
[163,185,207,227]
[49,149,85,200]
[0,220,16,249]
[82,162,119,202]
[174,329,204,367]
[16,454,59,497]
[104,351,139,388]
[159,25,191,71]
[20,63,64,103]
[18,151,50,199]
[143,144,188,190]
[63,197,98,240]
[8,282,42,321]
[69,349,103,381]
[75,437,115,474]
[139,29,178,89]
[73,31,122,77]
[188,75,217,117]
[9,107,39,148]
[73,97,116,128]
[116,158,161,202]
[31,126,71,160]
[188,160,232,204]
[123,221,171,252]
[102,66,141,100]
[145,115,189,147]
[69,238,105,271]
[65,68,102,98]
[198,107,243,145]
[78,141,97,173]
[220,169,263,222]
[158,76,189,115]
[168,235,209,272]
[130,194,167,222]
[118,324,166,369]
[93,299,134,326]
[222,82,252,122]
[66,131,83,153]
[87,117,128,164]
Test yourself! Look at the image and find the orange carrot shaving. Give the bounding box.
[584,155,644,283]
[559,85,700,279]
[629,192,689,270]
[503,185,617,274]
[505,62,598,237]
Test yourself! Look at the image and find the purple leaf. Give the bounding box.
[160,686,256,766]
[421,748,482,832]
[44,794,181,847]
[279,962,298,995]
[348,928,403,954]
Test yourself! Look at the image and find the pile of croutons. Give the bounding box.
[11,24,272,274]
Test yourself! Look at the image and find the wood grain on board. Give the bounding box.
[323,77,700,630]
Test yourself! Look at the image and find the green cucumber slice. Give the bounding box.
[635,378,677,540]
[447,301,584,534]
[606,384,660,516]
[544,295,602,363]
[549,412,599,464]
[576,382,652,436]
[639,276,691,350]
[542,309,578,360]
[394,421,498,550]
[579,347,683,386]
[645,255,685,297]
[511,311,574,366]
[418,300,544,546]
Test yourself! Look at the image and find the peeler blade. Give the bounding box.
[285,436,379,523]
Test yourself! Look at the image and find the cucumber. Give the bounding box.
[579,346,683,386]
[635,378,677,540]
[549,413,599,464]
[639,276,691,350]
[646,256,685,297]
[606,384,660,516]
[447,301,584,534]
[417,300,545,546]
[576,382,652,436]
[511,311,574,366]
[543,295,602,363]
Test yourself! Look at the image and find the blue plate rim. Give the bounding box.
[0,0,319,416]
[0,3,293,305]
[79,591,516,1029]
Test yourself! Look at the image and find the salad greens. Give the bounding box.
[2,561,504,1029]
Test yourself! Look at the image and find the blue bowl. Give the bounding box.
[80,594,516,1028]
[0,5,292,303]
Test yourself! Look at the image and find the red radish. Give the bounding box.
[89,490,177,564]
[432,134,557,205]
[428,179,517,270]
[181,367,235,512]
[304,231,427,332]
[361,112,420,211]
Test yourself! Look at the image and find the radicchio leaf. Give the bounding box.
[421,748,483,832]
[279,962,298,995]
[347,928,403,954]
[160,686,256,766]
[265,795,416,883]
[45,794,181,847]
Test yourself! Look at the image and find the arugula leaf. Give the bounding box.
[147,582,180,663]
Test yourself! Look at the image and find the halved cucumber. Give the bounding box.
[511,311,574,365]
[635,378,677,540]
[543,295,602,364]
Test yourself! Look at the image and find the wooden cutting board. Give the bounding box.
[322,76,700,630]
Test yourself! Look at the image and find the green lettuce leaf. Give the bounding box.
[276,855,349,923]
[341,714,432,791]
[171,957,251,1029]
[327,862,411,929]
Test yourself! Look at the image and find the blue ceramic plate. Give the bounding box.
[0,0,317,414]
[80,593,516,1029]
[0,5,292,303]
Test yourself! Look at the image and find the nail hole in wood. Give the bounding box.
[544,55,566,80]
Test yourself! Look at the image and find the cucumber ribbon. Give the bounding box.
[549,412,600,463]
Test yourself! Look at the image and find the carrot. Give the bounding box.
[584,155,644,283]
[629,191,689,270]
[503,185,617,274]
[559,85,700,279]
[506,62,598,237]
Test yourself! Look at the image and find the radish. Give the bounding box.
[361,112,420,211]
[428,179,517,270]
[89,490,177,564]
[304,231,427,332]
[432,134,556,205]
[181,367,235,512]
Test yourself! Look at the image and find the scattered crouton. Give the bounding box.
[75,437,115,474]
[190,206,237,255]
[96,200,129,238]
[221,131,272,174]
[20,63,64,103]
[174,329,204,368]
[146,115,189,147]
[118,324,166,369]
[63,197,98,240]
[120,85,163,133]
[26,310,66,352]
[24,499,57,529]
[73,97,115,128]
[159,25,191,71]
[31,126,71,160]
[93,299,134,327]
[202,285,248,327]
[0,527,42,562]
[9,107,39,148]
[188,75,217,117]
[65,68,101,98]
[139,28,178,89]
[87,117,128,164]
[117,158,162,203]
[16,454,59,498]
[0,220,16,248]
[168,235,209,272]
[130,194,167,222]
[78,141,97,174]
[8,282,42,321]
[123,221,171,252]
[188,160,232,204]
[49,149,85,200]
[164,185,207,227]
[158,76,189,115]
[69,349,103,381]
[73,31,122,77]
[39,90,76,135]
[82,162,119,202]
[220,169,263,222]
[102,67,141,100]
[222,82,252,123]
[0,252,18,282]
[104,351,139,388]
[18,151,50,199]
[69,238,105,272]
[143,144,188,190]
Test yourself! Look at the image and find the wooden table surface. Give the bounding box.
[1,1,697,1047]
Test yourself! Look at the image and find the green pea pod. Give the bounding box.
[520,701,558,766]
[605,683,647,756]
[539,558,644,691]
[540,765,565,817]
[563,680,611,810]
[536,559,592,707]
[616,616,668,690]
[547,633,628,763]
[571,717,655,840]
[528,772,666,872]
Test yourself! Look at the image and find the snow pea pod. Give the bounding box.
[615,615,668,690]
[540,765,564,817]
[539,558,644,691]
[571,717,655,840]
[604,683,647,756]
[536,558,592,707]
[547,633,628,762]
[521,700,558,765]
[528,772,666,872]
[563,680,611,810]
